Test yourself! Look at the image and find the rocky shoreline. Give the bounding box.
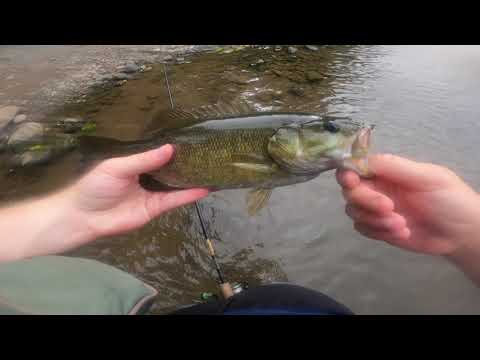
[0,45,227,119]
[0,45,322,167]
[0,45,236,167]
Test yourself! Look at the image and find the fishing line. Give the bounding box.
[162,63,229,289]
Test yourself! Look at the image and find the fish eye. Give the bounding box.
[324,121,340,133]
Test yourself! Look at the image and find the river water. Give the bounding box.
[2,45,480,314]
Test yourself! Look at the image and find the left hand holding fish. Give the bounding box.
[69,144,209,240]
[0,145,209,263]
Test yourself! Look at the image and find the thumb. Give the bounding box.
[101,144,174,178]
[369,154,447,190]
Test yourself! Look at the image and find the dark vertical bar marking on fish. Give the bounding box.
[163,63,226,285]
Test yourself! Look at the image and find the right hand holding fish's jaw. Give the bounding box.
[336,153,480,263]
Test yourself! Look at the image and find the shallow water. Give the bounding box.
[3,45,480,314]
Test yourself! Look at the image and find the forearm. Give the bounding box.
[0,188,95,263]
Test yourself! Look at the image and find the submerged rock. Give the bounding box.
[114,80,128,87]
[250,58,265,67]
[289,86,305,97]
[120,63,140,73]
[224,72,251,85]
[13,114,27,124]
[287,46,298,54]
[58,117,86,133]
[7,122,44,147]
[305,45,319,51]
[255,89,284,103]
[10,149,53,167]
[112,72,132,81]
[0,106,20,132]
[306,71,324,82]
[8,134,77,167]
[272,69,284,77]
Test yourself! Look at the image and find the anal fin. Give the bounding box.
[246,189,273,216]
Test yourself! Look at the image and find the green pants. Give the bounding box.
[0,256,157,315]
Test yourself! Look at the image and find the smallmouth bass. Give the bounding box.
[79,104,374,215]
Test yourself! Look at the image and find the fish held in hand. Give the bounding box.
[78,104,374,215]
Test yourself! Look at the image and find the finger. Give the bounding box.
[145,188,209,218]
[103,144,174,179]
[342,185,394,215]
[354,222,411,244]
[346,205,406,231]
[369,154,448,190]
[336,169,360,190]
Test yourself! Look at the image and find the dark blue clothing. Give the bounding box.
[169,283,353,315]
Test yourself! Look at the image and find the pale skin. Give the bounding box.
[0,144,208,263]
[1,146,480,289]
[336,154,480,286]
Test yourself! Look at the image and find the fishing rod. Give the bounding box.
[162,64,235,300]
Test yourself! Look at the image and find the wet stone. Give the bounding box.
[8,134,77,167]
[305,45,319,51]
[120,63,140,74]
[224,72,251,85]
[0,106,20,132]
[287,46,298,54]
[272,69,284,77]
[114,80,128,87]
[59,117,86,133]
[7,122,44,147]
[13,114,27,124]
[10,149,53,167]
[97,75,112,82]
[306,71,324,82]
[255,89,284,103]
[289,86,305,97]
[112,73,131,81]
[250,58,265,67]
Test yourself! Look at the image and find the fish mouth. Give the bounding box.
[342,125,374,177]
[351,126,373,157]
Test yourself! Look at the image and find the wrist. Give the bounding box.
[55,186,99,247]
[0,186,99,263]
[29,186,99,257]
[443,192,480,285]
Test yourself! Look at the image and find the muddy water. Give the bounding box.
[2,45,480,314]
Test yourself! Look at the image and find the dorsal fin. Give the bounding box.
[143,99,256,135]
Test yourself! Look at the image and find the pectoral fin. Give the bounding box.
[246,189,273,216]
[231,162,277,173]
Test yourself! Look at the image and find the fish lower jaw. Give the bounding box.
[341,157,373,177]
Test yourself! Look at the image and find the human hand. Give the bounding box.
[336,154,480,256]
[66,144,209,240]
